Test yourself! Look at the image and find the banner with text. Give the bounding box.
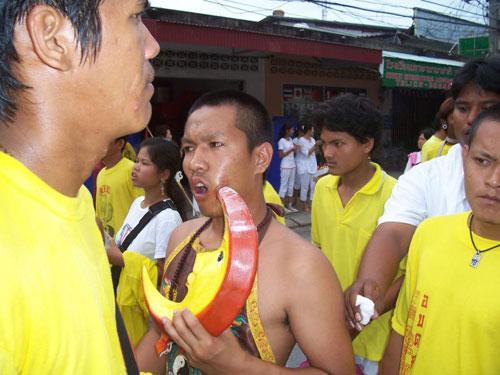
[383,57,461,90]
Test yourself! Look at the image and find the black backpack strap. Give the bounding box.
[112,199,176,292]
[119,199,175,251]
[115,301,139,374]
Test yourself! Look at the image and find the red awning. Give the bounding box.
[144,19,381,65]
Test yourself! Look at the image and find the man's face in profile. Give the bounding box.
[76,0,159,138]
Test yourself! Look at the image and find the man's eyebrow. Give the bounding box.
[476,150,498,162]
[181,132,226,144]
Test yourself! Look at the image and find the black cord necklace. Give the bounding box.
[468,214,500,268]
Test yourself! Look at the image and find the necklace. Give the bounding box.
[168,207,273,301]
[468,214,500,268]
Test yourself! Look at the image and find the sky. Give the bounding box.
[149,0,489,29]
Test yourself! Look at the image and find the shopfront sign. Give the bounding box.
[383,57,461,90]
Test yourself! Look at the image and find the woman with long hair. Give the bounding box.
[106,137,188,345]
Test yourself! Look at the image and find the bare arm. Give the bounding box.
[135,325,164,375]
[379,330,403,375]
[284,246,356,374]
[345,222,415,325]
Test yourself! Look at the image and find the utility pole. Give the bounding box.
[490,0,500,54]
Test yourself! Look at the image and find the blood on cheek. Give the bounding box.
[212,159,233,191]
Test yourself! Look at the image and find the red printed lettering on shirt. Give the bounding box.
[413,333,421,346]
[421,294,429,308]
[417,313,425,328]
[100,185,110,194]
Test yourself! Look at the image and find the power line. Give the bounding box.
[303,0,496,30]
[421,0,485,19]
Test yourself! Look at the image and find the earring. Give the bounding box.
[160,180,166,196]
[442,123,448,130]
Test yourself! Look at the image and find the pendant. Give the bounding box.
[470,251,481,268]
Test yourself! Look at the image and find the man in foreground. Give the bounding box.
[345,56,500,326]
[0,1,159,373]
[137,90,355,374]
[381,105,500,374]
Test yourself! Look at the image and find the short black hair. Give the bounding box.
[313,93,382,149]
[187,90,273,152]
[451,56,500,99]
[468,103,500,147]
[0,1,104,123]
[420,127,434,140]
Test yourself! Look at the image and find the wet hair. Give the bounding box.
[420,127,434,140]
[313,93,382,149]
[139,137,189,221]
[451,56,500,99]
[468,103,500,147]
[0,1,104,123]
[188,90,273,152]
[279,123,294,139]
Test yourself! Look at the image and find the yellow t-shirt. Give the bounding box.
[263,180,285,225]
[123,141,137,162]
[421,135,451,161]
[311,163,397,361]
[0,151,125,374]
[96,157,143,238]
[392,212,500,374]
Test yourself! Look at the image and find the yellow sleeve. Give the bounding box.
[0,347,16,375]
[392,225,422,335]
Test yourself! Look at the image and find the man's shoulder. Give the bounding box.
[168,218,206,247]
[315,174,338,191]
[263,222,327,267]
[418,212,468,233]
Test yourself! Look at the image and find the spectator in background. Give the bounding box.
[421,97,457,161]
[292,125,304,208]
[345,56,500,335]
[311,94,397,375]
[278,123,299,213]
[296,124,320,211]
[404,127,434,172]
[106,137,186,346]
[96,136,143,239]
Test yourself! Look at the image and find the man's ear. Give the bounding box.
[363,138,375,154]
[26,5,77,71]
[253,142,273,174]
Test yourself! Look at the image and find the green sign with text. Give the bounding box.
[459,35,489,57]
[383,57,462,90]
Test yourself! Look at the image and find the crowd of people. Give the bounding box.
[1,2,499,375]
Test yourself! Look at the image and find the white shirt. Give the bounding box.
[295,136,318,174]
[378,144,469,226]
[278,137,296,169]
[115,197,182,260]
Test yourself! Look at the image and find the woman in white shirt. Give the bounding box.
[296,125,319,211]
[278,123,299,212]
[106,137,187,345]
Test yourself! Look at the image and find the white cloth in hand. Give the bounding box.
[355,295,375,325]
